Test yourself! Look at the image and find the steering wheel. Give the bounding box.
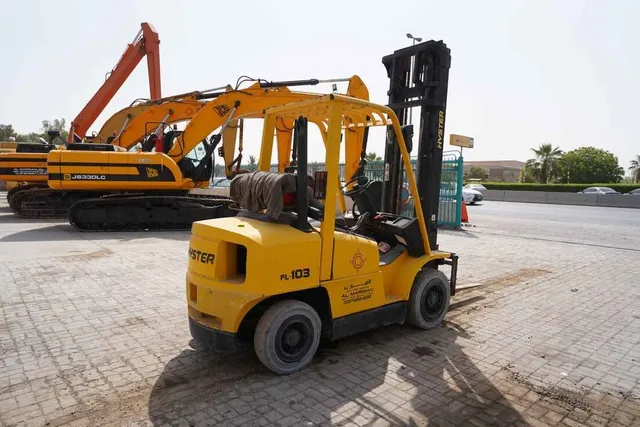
[341,175,371,198]
[340,175,373,221]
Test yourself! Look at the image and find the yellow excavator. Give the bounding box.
[4,100,160,206]
[1,132,67,203]
[11,77,369,231]
[6,88,222,211]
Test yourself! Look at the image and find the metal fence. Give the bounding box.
[438,152,464,227]
[361,152,464,227]
[266,153,464,227]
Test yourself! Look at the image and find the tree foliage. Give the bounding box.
[519,163,537,183]
[365,152,382,162]
[466,166,487,180]
[526,143,563,183]
[630,155,640,184]
[41,119,69,142]
[1,119,68,143]
[557,146,624,184]
[0,124,16,140]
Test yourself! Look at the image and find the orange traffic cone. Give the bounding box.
[461,201,469,223]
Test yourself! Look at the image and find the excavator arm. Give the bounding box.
[272,76,370,180]
[68,23,161,143]
[170,76,369,179]
[109,88,235,150]
[93,102,156,144]
[112,99,206,150]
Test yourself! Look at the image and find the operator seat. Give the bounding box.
[162,130,182,154]
[230,171,297,220]
[141,134,158,152]
[230,171,347,231]
[346,178,426,259]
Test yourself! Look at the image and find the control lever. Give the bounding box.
[349,212,371,234]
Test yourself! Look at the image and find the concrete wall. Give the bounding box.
[194,187,640,210]
[483,190,640,209]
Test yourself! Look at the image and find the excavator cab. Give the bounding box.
[186,94,459,375]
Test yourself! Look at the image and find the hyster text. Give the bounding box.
[189,247,215,264]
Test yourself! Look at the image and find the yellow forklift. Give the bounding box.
[186,41,458,374]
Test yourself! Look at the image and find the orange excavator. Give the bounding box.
[2,22,162,202]
[69,22,161,143]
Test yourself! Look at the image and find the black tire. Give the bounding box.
[407,268,451,329]
[254,300,321,375]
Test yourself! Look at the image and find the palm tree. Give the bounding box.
[630,155,640,183]
[519,162,537,183]
[629,155,640,184]
[529,143,563,183]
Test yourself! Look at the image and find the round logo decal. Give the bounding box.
[351,249,366,271]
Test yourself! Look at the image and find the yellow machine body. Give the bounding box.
[0,153,49,183]
[187,95,457,354]
[47,150,195,191]
[0,101,167,185]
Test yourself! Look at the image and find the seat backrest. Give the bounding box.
[141,134,158,152]
[162,130,182,154]
[230,171,296,220]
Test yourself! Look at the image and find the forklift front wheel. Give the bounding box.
[407,268,451,330]
[254,300,322,375]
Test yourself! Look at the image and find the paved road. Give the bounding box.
[466,201,640,252]
[0,195,639,427]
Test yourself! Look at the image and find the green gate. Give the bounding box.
[436,152,464,227]
[362,151,463,227]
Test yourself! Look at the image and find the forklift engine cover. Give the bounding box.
[187,216,322,348]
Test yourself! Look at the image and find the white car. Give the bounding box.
[578,186,619,195]
[462,188,483,204]
[464,183,487,192]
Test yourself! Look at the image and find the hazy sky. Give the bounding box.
[1,0,638,170]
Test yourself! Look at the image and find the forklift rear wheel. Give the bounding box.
[407,268,451,329]
[254,300,321,375]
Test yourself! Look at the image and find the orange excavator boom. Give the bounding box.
[68,22,161,143]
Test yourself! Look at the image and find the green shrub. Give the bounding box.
[477,182,640,193]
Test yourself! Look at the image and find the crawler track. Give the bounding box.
[68,194,236,231]
[6,183,48,205]
[9,187,94,218]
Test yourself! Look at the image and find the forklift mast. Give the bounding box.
[381,40,451,250]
